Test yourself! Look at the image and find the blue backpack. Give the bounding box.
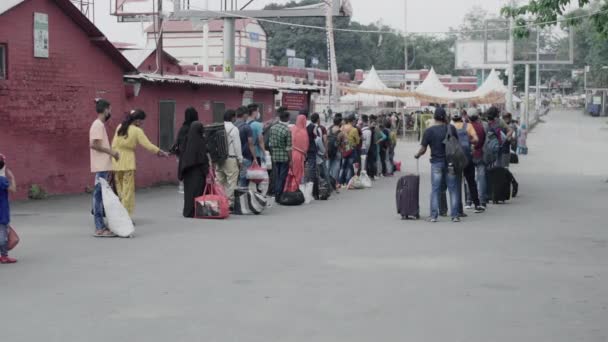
[456,123,472,160]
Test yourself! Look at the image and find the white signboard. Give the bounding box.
[455,40,509,70]
[286,49,296,57]
[34,13,49,58]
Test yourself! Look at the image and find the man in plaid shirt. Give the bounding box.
[269,110,292,198]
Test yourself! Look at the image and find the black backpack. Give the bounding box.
[327,126,339,159]
[444,125,468,172]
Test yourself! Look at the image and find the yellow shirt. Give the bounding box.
[452,122,478,142]
[341,124,360,148]
[111,125,160,171]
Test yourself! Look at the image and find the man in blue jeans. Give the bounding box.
[415,107,462,223]
[89,99,120,237]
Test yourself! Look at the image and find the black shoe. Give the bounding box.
[459,212,468,218]
[474,206,486,213]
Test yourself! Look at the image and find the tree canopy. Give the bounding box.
[260,0,456,76]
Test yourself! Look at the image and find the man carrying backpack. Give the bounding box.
[327,116,344,191]
[486,107,513,168]
[452,110,485,213]
[414,108,461,223]
[468,110,488,208]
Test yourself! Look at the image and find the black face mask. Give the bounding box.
[0,160,4,170]
[104,113,112,122]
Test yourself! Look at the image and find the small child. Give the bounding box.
[0,154,17,264]
[517,123,528,155]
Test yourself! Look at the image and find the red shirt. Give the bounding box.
[470,121,486,160]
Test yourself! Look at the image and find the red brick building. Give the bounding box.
[0,0,316,200]
[0,0,137,200]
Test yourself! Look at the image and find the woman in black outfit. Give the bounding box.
[175,107,199,157]
[178,121,209,218]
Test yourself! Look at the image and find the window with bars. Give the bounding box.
[0,44,6,80]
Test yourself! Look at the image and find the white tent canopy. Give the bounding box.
[415,67,452,98]
[340,66,398,106]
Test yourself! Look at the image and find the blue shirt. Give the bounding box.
[249,120,264,159]
[0,177,10,225]
[236,120,254,161]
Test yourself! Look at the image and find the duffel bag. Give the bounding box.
[278,189,305,206]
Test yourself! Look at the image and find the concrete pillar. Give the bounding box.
[223,18,235,79]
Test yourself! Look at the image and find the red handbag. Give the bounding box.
[283,169,300,193]
[8,225,19,251]
[194,170,230,219]
[246,164,268,184]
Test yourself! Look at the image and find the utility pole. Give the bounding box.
[202,0,209,72]
[403,0,408,90]
[535,28,541,122]
[157,0,164,75]
[524,63,530,128]
[402,0,408,139]
[506,2,515,113]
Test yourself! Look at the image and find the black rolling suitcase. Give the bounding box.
[487,167,512,203]
[396,160,420,219]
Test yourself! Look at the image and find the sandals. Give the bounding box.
[93,229,117,238]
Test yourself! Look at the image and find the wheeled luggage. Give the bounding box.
[487,167,513,203]
[396,160,420,219]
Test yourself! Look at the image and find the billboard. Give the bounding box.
[455,40,509,70]
[288,57,306,69]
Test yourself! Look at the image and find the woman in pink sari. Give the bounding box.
[290,115,309,184]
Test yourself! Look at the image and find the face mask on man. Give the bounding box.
[105,112,112,122]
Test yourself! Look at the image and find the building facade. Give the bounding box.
[145,19,268,68]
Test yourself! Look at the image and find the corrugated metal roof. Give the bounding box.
[0,0,26,15]
[125,73,320,92]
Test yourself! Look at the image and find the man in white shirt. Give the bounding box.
[360,114,372,156]
[216,109,243,208]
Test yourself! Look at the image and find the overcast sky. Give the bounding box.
[94,0,513,45]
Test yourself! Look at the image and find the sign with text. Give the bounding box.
[34,13,49,58]
[242,90,254,106]
[282,93,308,111]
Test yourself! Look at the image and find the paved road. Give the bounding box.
[2,109,607,342]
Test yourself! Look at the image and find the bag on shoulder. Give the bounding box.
[327,126,340,159]
[444,126,468,172]
[483,123,501,166]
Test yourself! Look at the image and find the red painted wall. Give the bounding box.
[0,0,129,200]
[124,83,275,189]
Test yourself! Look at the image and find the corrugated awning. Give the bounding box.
[125,73,321,92]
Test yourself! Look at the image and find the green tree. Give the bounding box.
[260,0,455,76]
[502,0,608,38]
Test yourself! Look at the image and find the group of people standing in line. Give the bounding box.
[415,105,523,222]
[174,104,401,213]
